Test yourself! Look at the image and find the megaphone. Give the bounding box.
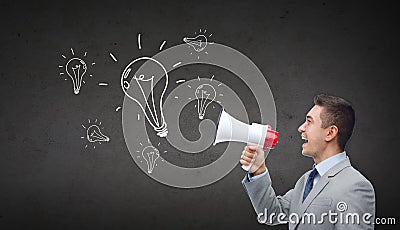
[213,108,279,171]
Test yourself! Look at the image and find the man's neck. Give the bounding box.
[314,146,343,164]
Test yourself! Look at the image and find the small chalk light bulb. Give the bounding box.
[142,146,160,174]
[195,84,216,120]
[183,34,208,52]
[66,57,87,95]
[86,124,110,143]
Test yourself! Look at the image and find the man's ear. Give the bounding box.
[325,125,339,142]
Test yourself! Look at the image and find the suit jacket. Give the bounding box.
[242,158,375,229]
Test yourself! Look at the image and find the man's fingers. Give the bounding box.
[246,145,258,152]
[240,145,263,168]
[239,159,250,165]
[242,150,255,158]
[241,154,254,163]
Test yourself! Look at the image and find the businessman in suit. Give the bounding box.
[240,94,375,229]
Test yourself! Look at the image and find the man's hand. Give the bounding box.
[240,145,267,175]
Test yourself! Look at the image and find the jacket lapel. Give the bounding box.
[293,158,352,228]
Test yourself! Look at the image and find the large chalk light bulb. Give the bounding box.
[183,34,208,52]
[66,57,87,95]
[121,57,169,137]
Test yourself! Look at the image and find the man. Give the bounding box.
[240,94,375,229]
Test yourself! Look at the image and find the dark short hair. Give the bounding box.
[313,94,355,150]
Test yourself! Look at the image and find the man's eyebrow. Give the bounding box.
[306,115,313,121]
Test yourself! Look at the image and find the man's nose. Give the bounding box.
[298,122,305,133]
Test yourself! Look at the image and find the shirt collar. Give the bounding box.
[314,151,347,177]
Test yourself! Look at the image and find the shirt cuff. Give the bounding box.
[246,170,268,182]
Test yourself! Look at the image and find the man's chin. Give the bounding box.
[301,149,313,157]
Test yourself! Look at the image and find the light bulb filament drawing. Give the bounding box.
[195,84,216,120]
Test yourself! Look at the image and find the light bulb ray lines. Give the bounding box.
[135,77,160,127]
[159,40,166,51]
[109,52,118,62]
[137,33,142,50]
[173,62,182,68]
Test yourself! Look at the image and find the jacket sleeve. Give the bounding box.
[242,172,293,225]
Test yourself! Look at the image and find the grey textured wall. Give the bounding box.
[1,0,399,229]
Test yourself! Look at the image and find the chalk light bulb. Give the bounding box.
[121,57,168,137]
[195,84,216,120]
[66,57,87,95]
[86,124,110,143]
[183,34,208,52]
[142,146,160,174]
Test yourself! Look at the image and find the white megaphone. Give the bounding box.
[213,108,279,171]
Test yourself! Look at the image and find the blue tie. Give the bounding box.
[303,166,318,202]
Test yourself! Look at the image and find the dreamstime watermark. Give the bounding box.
[257,201,396,226]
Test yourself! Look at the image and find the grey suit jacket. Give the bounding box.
[242,158,375,229]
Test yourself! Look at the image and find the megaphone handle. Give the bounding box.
[241,152,257,171]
